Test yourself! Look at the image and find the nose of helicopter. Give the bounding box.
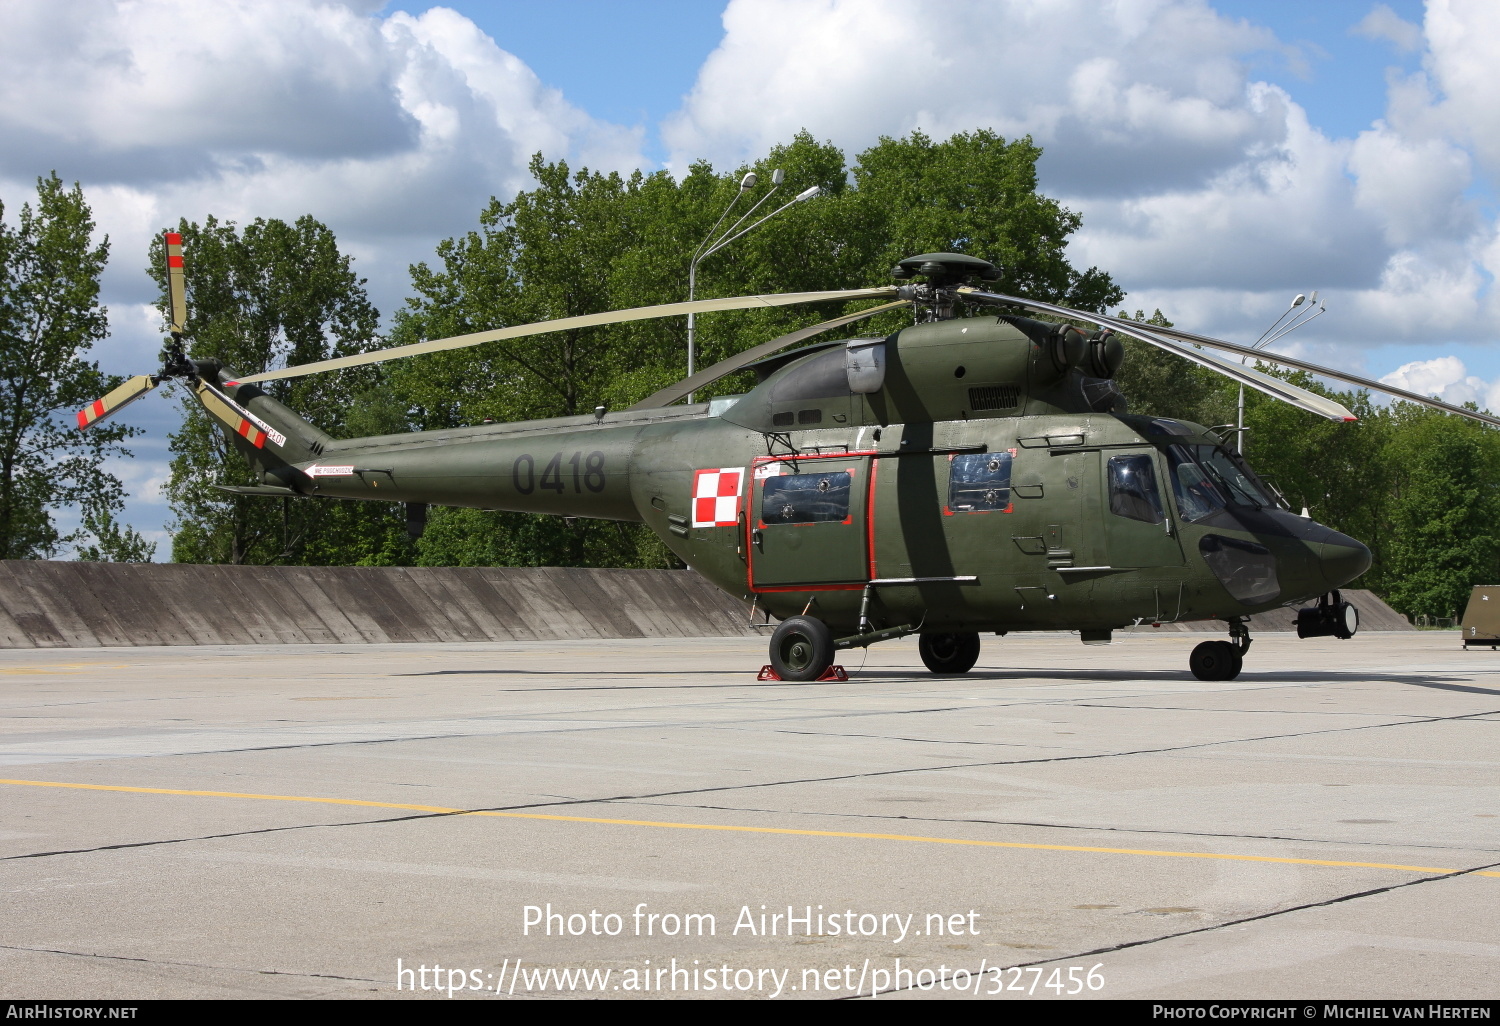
[1319,530,1372,590]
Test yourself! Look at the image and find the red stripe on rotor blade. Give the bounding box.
[167,255,184,267]
[164,233,182,245]
[76,409,89,428]
[93,400,106,417]
[235,419,267,448]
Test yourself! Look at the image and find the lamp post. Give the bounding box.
[1236,290,1325,455]
[685,169,821,402]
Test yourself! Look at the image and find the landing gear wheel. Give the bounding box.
[769,616,834,682]
[919,632,981,674]
[1190,640,1241,681]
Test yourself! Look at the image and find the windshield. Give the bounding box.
[1193,445,1271,506]
[1166,444,1273,520]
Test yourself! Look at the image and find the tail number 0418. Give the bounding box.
[513,451,606,495]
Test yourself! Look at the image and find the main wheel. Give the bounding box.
[1190,640,1240,681]
[769,616,834,682]
[918,632,981,674]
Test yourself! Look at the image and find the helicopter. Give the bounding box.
[79,236,1500,682]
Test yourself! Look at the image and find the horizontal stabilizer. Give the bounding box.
[211,484,302,496]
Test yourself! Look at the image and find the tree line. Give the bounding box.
[2,132,1496,619]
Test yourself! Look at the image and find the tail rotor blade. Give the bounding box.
[163,231,187,335]
[76,374,158,430]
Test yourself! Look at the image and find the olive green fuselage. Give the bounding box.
[215,315,1369,637]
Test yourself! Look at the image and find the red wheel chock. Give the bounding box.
[757,665,848,682]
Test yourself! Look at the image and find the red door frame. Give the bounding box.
[744,451,879,594]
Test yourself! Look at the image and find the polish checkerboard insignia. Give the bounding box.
[691,467,744,527]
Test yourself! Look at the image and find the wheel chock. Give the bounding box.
[757,665,848,682]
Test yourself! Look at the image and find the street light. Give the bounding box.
[1236,290,1326,455]
[685,170,821,402]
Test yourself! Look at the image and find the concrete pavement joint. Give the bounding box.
[861,858,1500,1000]
[2,779,1493,878]
[614,799,1500,857]
[0,941,383,986]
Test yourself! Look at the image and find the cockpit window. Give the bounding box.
[1191,445,1272,507]
[1166,445,1226,522]
[1165,444,1272,521]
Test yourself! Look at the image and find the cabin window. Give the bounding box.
[1107,454,1165,524]
[947,452,1012,512]
[761,471,851,524]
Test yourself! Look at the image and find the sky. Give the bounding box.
[2,0,1496,559]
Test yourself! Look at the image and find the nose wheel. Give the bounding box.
[1190,620,1251,681]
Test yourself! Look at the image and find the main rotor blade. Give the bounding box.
[76,374,158,429]
[234,286,901,385]
[1091,311,1500,429]
[627,299,909,410]
[958,289,1359,422]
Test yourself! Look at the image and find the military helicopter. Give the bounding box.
[80,235,1500,682]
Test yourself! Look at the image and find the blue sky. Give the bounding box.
[2,0,1498,558]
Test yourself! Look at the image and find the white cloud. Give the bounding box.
[1352,4,1423,53]
[662,0,1500,369]
[0,1,645,340]
[1380,355,1500,412]
[664,0,1289,198]
[1422,0,1500,175]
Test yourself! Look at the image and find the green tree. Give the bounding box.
[1111,309,1234,427]
[1381,406,1500,618]
[0,172,154,561]
[151,215,400,565]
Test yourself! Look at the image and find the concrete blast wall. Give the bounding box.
[0,562,756,648]
[0,561,1408,648]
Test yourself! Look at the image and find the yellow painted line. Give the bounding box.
[4,777,1497,878]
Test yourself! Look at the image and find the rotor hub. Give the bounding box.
[891,252,1001,321]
